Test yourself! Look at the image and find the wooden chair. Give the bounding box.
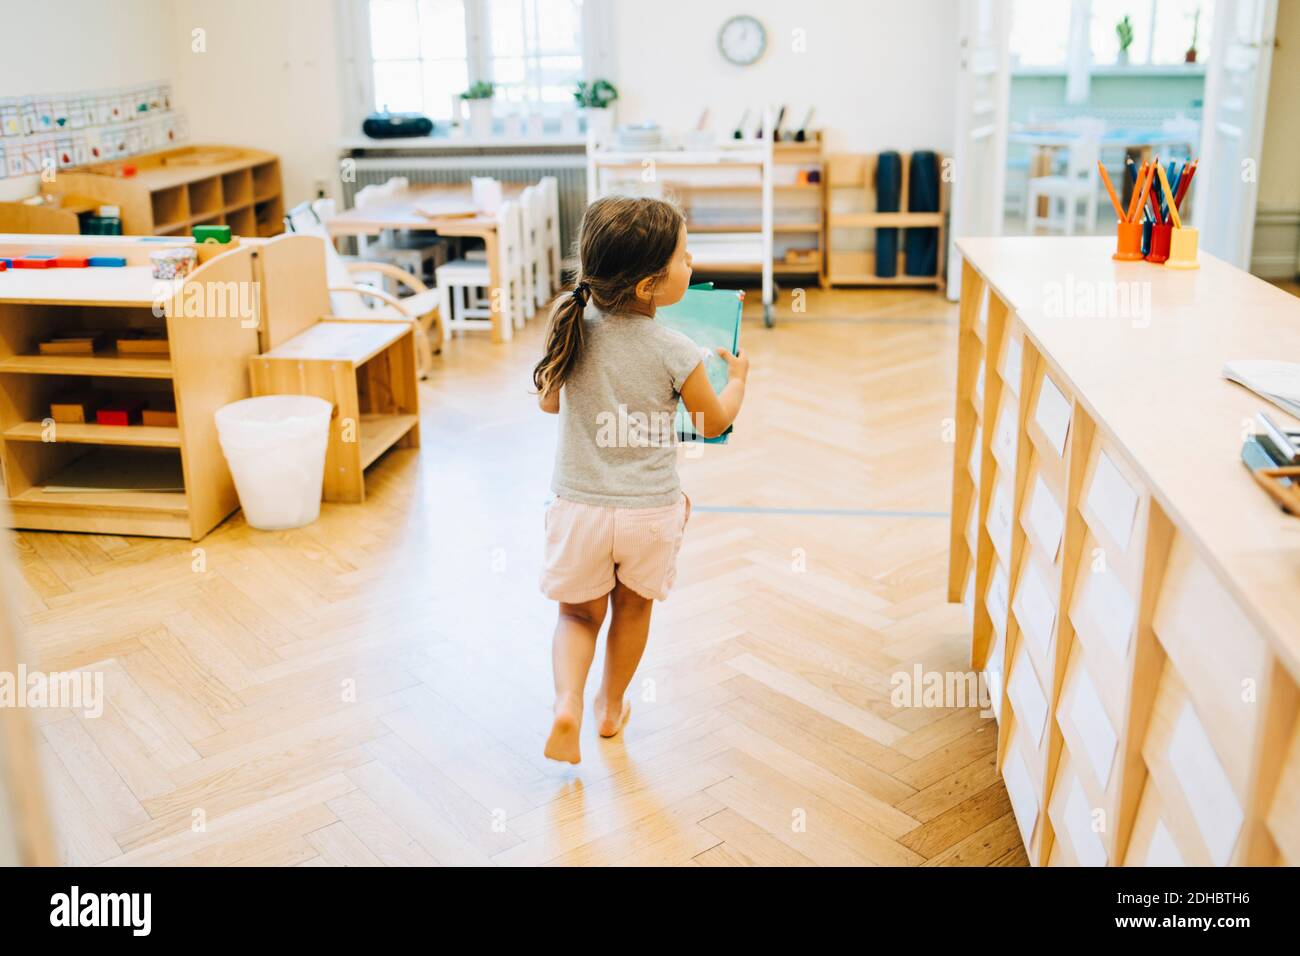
[283,205,441,374]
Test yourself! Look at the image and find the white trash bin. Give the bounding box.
[215,395,332,530]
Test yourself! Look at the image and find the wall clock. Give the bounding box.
[718,15,766,66]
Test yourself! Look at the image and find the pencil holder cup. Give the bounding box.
[1165,226,1200,270]
[1114,221,1144,261]
[1141,220,1153,256]
[1146,223,1173,264]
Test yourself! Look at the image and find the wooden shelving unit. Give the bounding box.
[0,235,261,540]
[826,151,946,289]
[588,115,778,325]
[44,145,284,239]
[951,237,1300,867]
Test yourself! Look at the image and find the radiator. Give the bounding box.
[342,154,587,264]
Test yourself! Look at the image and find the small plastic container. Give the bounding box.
[215,395,332,530]
[1113,221,1144,261]
[1146,223,1173,264]
[1165,226,1200,270]
[149,246,197,280]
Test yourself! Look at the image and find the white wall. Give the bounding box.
[609,0,958,155]
[168,0,347,208]
[0,0,173,201]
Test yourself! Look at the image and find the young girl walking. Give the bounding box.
[533,196,749,764]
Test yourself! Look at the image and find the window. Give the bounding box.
[362,0,590,122]
[1010,1,1213,71]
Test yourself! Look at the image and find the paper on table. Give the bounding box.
[1169,701,1243,866]
[1012,559,1057,664]
[1223,360,1300,419]
[1086,451,1139,552]
[1003,747,1039,849]
[1008,652,1049,746]
[1035,374,1072,456]
[1027,473,1065,560]
[1065,775,1108,866]
[1146,820,1186,867]
[1075,563,1137,661]
[1069,663,1118,787]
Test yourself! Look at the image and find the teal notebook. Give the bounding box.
[657,283,743,444]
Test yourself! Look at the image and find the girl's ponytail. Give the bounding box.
[532,281,591,397]
[531,196,683,397]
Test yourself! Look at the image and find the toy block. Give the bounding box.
[87,256,127,267]
[95,400,146,427]
[52,256,89,268]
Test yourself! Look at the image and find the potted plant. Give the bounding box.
[573,79,618,140]
[1185,8,1200,63]
[461,81,496,139]
[1115,15,1134,66]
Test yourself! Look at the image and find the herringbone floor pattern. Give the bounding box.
[11,287,1026,866]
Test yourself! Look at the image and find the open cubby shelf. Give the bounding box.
[951,245,1300,868]
[0,236,261,540]
[45,145,284,239]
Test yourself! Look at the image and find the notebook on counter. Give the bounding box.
[657,283,743,444]
[1223,360,1300,420]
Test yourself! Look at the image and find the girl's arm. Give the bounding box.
[539,389,560,414]
[679,348,749,438]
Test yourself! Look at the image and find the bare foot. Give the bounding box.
[595,697,631,738]
[544,701,582,764]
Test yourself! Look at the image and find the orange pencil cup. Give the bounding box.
[1114,221,1144,260]
[1165,226,1200,270]
[1146,223,1172,263]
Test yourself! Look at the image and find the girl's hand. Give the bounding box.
[716,346,750,382]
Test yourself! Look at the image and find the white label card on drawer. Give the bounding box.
[1077,564,1136,660]
[1002,336,1023,396]
[1035,374,1072,457]
[1027,474,1065,560]
[1087,451,1140,552]
[987,562,1010,629]
[1012,560,1056,663]
[1004,747,1038,849]
[988,481,1013,562]
[1008,653,1048,747]
[995,400,1018,468]
[1146,820,1185,867]
[1069,665,1118,788]
[1065,775,1108,867]
[1169,702,1243,866]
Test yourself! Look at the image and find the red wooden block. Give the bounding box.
[95,401,145,427]
[0,262,7,271]
[53,257,89,268]
[15,257,55,269]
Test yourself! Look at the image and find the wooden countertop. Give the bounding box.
[957,236,1300,681]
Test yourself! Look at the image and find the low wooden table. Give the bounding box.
[248,320,419,503]
[324,184,525,344]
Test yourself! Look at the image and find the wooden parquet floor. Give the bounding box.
[10,286,1027,867]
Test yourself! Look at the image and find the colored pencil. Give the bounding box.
[1097,161,1125,221]
[1132,161,1156,226]
[1172,159,1197,213]
[1161,161,1181,221]
[1126,161,1149,222]
[1155,161,1182,229]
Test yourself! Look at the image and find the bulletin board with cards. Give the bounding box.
[0,81,186,180]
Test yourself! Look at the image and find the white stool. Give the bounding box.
[435,199,526,340]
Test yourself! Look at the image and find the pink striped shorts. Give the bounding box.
[540,493,692,603]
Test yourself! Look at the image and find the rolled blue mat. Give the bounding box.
[905,150,940,276]
[875,151,902,278]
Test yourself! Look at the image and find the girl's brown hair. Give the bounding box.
[532,195,684,397]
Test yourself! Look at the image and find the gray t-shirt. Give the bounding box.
[552,309,704,508]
